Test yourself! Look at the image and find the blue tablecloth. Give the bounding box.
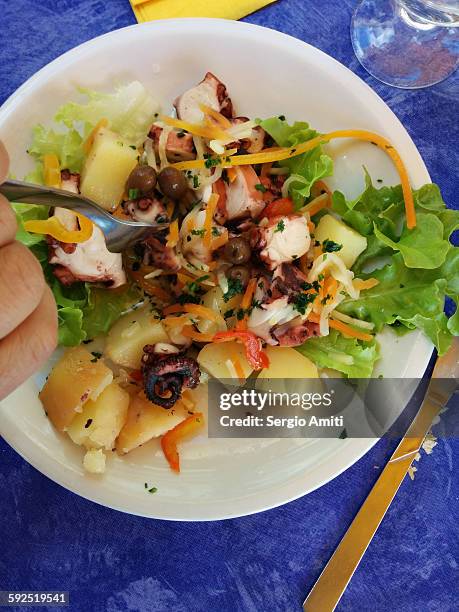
[0,1,457,611]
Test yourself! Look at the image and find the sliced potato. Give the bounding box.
[257,346,319,379]
[116,391,189,454]
[314,214,367,268]
[80,127,138,210]
[105,305,170,369]
[67,381,129,450]
[197,340,253,381]
[39,347,113,431]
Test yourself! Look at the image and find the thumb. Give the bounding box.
[0,141,10,184]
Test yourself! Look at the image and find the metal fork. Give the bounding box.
[0,179,169,253]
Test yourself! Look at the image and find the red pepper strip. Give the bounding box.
[213,331,270,370]
[161,412,205,473]
[263,197,294,218]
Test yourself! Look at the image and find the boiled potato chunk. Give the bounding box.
[80,127,138,210]
[39,347,113,431]
[83,449,106,474]
[116,391,189,454]
[197,286,240,335]
[105,305,170,369]
[257,346,319,379]
[67,382,129,450]
[314,214,367,268]
[197,340,253,381]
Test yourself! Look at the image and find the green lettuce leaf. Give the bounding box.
[339,252,458,354]
[12,204,140,346]
[373,213,450,269]
[55,81,159,147]
[297,329,379,378]
[259,117,333,208]
[28,124,85,172]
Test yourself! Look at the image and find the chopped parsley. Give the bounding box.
[224,309,234,319]
[193,175,200,189]
[203,153,221,169]
[90,351,102,363]
[187,275,209,295]
[129,145,137,150]
[318,273,325,282]
[84,419,93,429]
[274,219,285,233]
[128,188,140,200]
[278,115,286,121]
[144,483,158,494]
[212,227,221,237]
[322,239,343,253]
[236,308,246,321]
[223,278,244,302]
[255,183,267,193]
[292,291,317,315]
[191,228,206,237]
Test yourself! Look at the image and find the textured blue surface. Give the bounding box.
[0,1,458,611]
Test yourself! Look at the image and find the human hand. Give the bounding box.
[0,141,57,400]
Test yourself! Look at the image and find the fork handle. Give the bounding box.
[0,179,83,208]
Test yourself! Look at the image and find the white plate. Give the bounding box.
[0,19,433,520]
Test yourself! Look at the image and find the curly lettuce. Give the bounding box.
[258,117,333,208]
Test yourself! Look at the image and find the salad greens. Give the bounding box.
[14,109,459,377]
[297,329,379,378]
[262,118,458,372]
[13,205,141,346]
[259,117,333,208]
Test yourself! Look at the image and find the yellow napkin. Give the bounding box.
[130,0,277,22]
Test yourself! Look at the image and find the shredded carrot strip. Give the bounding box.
[302,193,331,217]
[183,304,222,323]
[43,154,61,189]
[211,231,229,251]
[199,104,232,129]
[311,179,332,198]
[173,129,416,229]
[83,118,109,154]
[163,304,183,316]
[181,326,215,343]
[204,194,219,249]
[166,219,179,248]
[229,345,246,381]
[309,312,373,342]
[160,115,231,141]
[164,316,191,327]
[354,278,380,291]
[236,278,257,331]
[227,167,238,183]
[24,210,93,244]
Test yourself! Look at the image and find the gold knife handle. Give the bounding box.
[303,375,457,612]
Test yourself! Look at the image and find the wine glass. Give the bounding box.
[351,0,459,88]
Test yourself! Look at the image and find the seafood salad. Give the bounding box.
[15,73,458,474]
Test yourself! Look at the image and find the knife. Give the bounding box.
[303,338,458,612]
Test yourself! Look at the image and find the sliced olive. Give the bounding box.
[224,237,251,264]
[227,265,250,287]
[158,167,188,200]
[126,165,157,195]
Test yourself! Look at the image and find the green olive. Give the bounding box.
[158,167,189,200]
[227,265,251,287]
[126,165,157,195]
[224,237,251,264]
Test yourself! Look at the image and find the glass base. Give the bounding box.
[351,0,459,88]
